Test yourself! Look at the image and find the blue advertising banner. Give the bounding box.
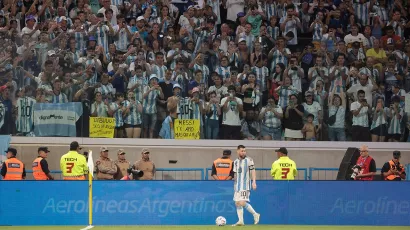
[0,135,11,180]
[0,181,409,226]
[33,102,83,137]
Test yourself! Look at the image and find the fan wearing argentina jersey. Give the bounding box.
[123,91,143,138]
[91,92,110,117]
[190,87,204,134]
[88,13,115,53]
[15,87,36,135]
[109,93,127,138]
[232,145,260,226]
[51,79,68,103]
[170,84,192,120]
[151,52,168,82]
[95,73,115,101]
[143,74,164,138]
[113,14,132,53]
[128,65,147,103]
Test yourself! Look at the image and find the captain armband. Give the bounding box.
[249,165,255,170]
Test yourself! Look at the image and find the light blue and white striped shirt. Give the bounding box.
[128,75,147,103]
[123,100,142,125]
[354,2,370,26]
[91,102,109,117]
[110,102,124,127]
[388,108,403,135]
[151,64,168,82]
[142,86,159,114]
[15,97,36,133]
[233,157,255,192]
[251,66,269,92]
[51,93,68,103]
[215,66,231,82]
[113,25,130,52]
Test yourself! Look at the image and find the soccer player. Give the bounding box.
[271,147,297,180]
[232,145,260,226]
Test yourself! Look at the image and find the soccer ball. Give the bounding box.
[215,216,226,226]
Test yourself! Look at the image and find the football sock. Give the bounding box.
[244,203,256,215]
[236,206,244,223]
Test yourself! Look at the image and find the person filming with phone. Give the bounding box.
[221,85,243,140]
[350,90,370,142]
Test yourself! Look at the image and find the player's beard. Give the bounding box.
[239,155,246,159]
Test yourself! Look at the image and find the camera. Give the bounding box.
[350,165,361,180]
[127,168,144,178]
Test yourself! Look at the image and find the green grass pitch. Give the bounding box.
[0,226,409,230]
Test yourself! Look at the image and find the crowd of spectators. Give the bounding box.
[0,0,410,141]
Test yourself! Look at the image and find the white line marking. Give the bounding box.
[80,225,94,230]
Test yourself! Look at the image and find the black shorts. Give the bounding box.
[370,124,388,137]
[388,134,401,141]
[124,123,141,128]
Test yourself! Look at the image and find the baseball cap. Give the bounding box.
[393,151,401,159]
[173,84,182,90]
[237,12,245,18]
[25,15,36,22]
[88,36,97,41]
[70,141,81,150]
[118,149,126,155]
[47,50,56,56]
[5,147,17,155]
[38,147,50,153]
[142,148,150,154]
[136,16,145,21]
[223,150,231,155]
[100,146,109,152]
[305,91,313,97]
[59,16,67,21]
[275,147,288,155]
[149,74,158,81]
[238,38,246,43]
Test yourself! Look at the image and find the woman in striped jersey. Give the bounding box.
[109,93,127,138]
[123,91,143,138]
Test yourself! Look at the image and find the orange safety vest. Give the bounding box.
[32,157,48,180]
[4,158,24,180]
[385,160,405,181]
[213,157,233,180]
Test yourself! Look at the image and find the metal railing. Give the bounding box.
[205,167,308,180]
[309,168,384,180]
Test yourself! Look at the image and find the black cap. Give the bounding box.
[70,141,81,150]
[275,147,288,155]
[393,151,401,159]
[5,147,17,156]
[38,147,50,153]
[223,150,231,155]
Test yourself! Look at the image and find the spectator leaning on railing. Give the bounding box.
[0,0,409,141]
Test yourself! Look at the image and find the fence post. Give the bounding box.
[308,168,313,180]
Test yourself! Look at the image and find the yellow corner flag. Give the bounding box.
[81,150,94,230]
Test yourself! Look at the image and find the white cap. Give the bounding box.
[47,50,56,56]
[238,38,246,43]
[59,16,67,21]
[149,74,158,81]
[173,84,182,90]
[136,16,145,21]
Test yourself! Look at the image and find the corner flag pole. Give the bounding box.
[81,150,94,230]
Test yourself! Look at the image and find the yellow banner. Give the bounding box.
[89,117,115,138]
[174,119,200,139]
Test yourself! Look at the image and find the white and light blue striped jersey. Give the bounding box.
[287,68,302,92]
[388,108,403,135]
[111,0,123,6]
[238,32,255,52]
[91,102,109,117]
[191,100,203,125]
[208,0,221,24]
[215,66,231,82]
[73,32,87,52]
[96,83,115,98]
[350,101,369,127]
[128,75,147,103]
[277,85,299,109]
[387,20,405,39]
[193,63,210,86]
[110,102,124,127]
[260,106,282,128]
[270,48,290,70]
[126,55,137,66]
[233,157,255,192]
[279,16,300,45]
[267,26,280,41]
[370,107,388,130]
[263,2,280,19]
[177,97,192,120]
[251,66,269,92]
[151,64,168,82]
[354,2,370,26]
[142,86,159,114]
[359,67,379,82]
[90,25,110,53]
[206,103,219,120]
[312,22,325,42]
[16,97,36,133]
[51,93,68,103]
[373,6,388,24]
[113,25,130,52]
[123,100,142,125]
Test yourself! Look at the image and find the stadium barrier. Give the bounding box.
[308,167,405,180]
[25,168,205,180]
[1,181,409,226]
[205,167,308,180]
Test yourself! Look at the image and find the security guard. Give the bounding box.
[381,151,406,181]
[32,147,54,180]
[96,147,118,180]
[114,149,131,180]
[1,147,26,180]
[211,150,234,180]
[60,141,88,180]
[133,148,156,180]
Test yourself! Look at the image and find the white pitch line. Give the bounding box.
[80,225,94,230]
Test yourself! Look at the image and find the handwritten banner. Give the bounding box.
[89,117,115,138]
[174,119,200,139]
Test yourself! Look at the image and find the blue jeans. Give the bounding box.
[328,127,346,141]
[206,119,219,139]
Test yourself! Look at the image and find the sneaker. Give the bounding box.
[232,221,244,226]
[254,213,260,225]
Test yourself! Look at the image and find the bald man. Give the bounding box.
[354,145,376,181]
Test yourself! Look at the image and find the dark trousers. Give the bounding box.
[222,125,241,140]
[351,125,370,142]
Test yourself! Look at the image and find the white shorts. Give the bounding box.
[233,190,250,202]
